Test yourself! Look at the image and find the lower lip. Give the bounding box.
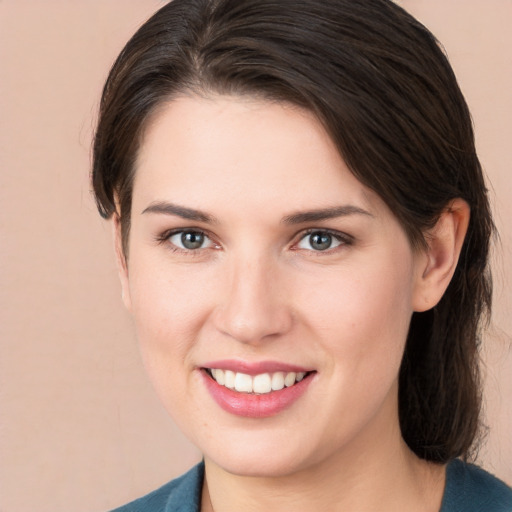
[201,370,314,418]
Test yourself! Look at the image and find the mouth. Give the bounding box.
[204,368,313,394]
[200,364,316,418]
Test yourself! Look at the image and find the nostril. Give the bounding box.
[212,302,294,345]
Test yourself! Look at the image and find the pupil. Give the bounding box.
[181,231,204,249]
[310,232,332,251]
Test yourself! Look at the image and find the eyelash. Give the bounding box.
[155,228,354,254]
[293,228,354,254]
[155,228,219,254]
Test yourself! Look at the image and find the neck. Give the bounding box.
[201,405,445,512]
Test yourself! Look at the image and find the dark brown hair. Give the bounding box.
[92,0,494,463]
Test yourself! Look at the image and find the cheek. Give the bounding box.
[126,255,213,367]
[125,258,217,424]
[299,255,415,371]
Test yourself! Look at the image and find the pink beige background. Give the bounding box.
[0,1,511,511]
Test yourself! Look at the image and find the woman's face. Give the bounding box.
[119,95,428,477]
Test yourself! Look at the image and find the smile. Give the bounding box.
[206,368,308,394]
[201,364,316,418]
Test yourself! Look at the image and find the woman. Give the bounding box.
[92,0,512,510]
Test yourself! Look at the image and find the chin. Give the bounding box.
[201,432,323,479]
[209,454,307,479]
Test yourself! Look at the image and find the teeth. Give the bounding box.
[214,368,225,385]
[234,372,253,393]
[224,370,235,389]
[253,373,272,394]
[209,369,308,394]
[284,372,296,387]
[271,372,285,391]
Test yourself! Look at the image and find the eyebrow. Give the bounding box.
[141,201,218,224]
[282,205,373,224]
[141,201,372,225]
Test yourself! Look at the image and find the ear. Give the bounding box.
[412,199,470,312]
[112,214,132,311]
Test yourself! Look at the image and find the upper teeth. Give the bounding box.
[210,369,306,394]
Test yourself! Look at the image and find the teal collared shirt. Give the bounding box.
[110,459,512,512]
[109,463,203,512]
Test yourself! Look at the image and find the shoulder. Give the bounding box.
[441,459,512,512]
[108,462,204,512]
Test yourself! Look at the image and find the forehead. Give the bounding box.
[133,94,378,216]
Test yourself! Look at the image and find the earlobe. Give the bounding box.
[112,214,132,311]
[412,199,470,312]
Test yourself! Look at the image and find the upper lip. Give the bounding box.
[201,359,314,375]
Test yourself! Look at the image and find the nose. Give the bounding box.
[212,255,293,345]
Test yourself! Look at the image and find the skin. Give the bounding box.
[115,94,469,511]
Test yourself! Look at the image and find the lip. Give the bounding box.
[202,359,312,376]
[200,364,315,418]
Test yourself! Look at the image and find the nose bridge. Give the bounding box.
[214,250,292,344]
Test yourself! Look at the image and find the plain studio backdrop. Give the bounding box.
[0,1,511,511]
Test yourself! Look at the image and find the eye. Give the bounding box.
[296,230,348,252]
[167,230,215,250]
